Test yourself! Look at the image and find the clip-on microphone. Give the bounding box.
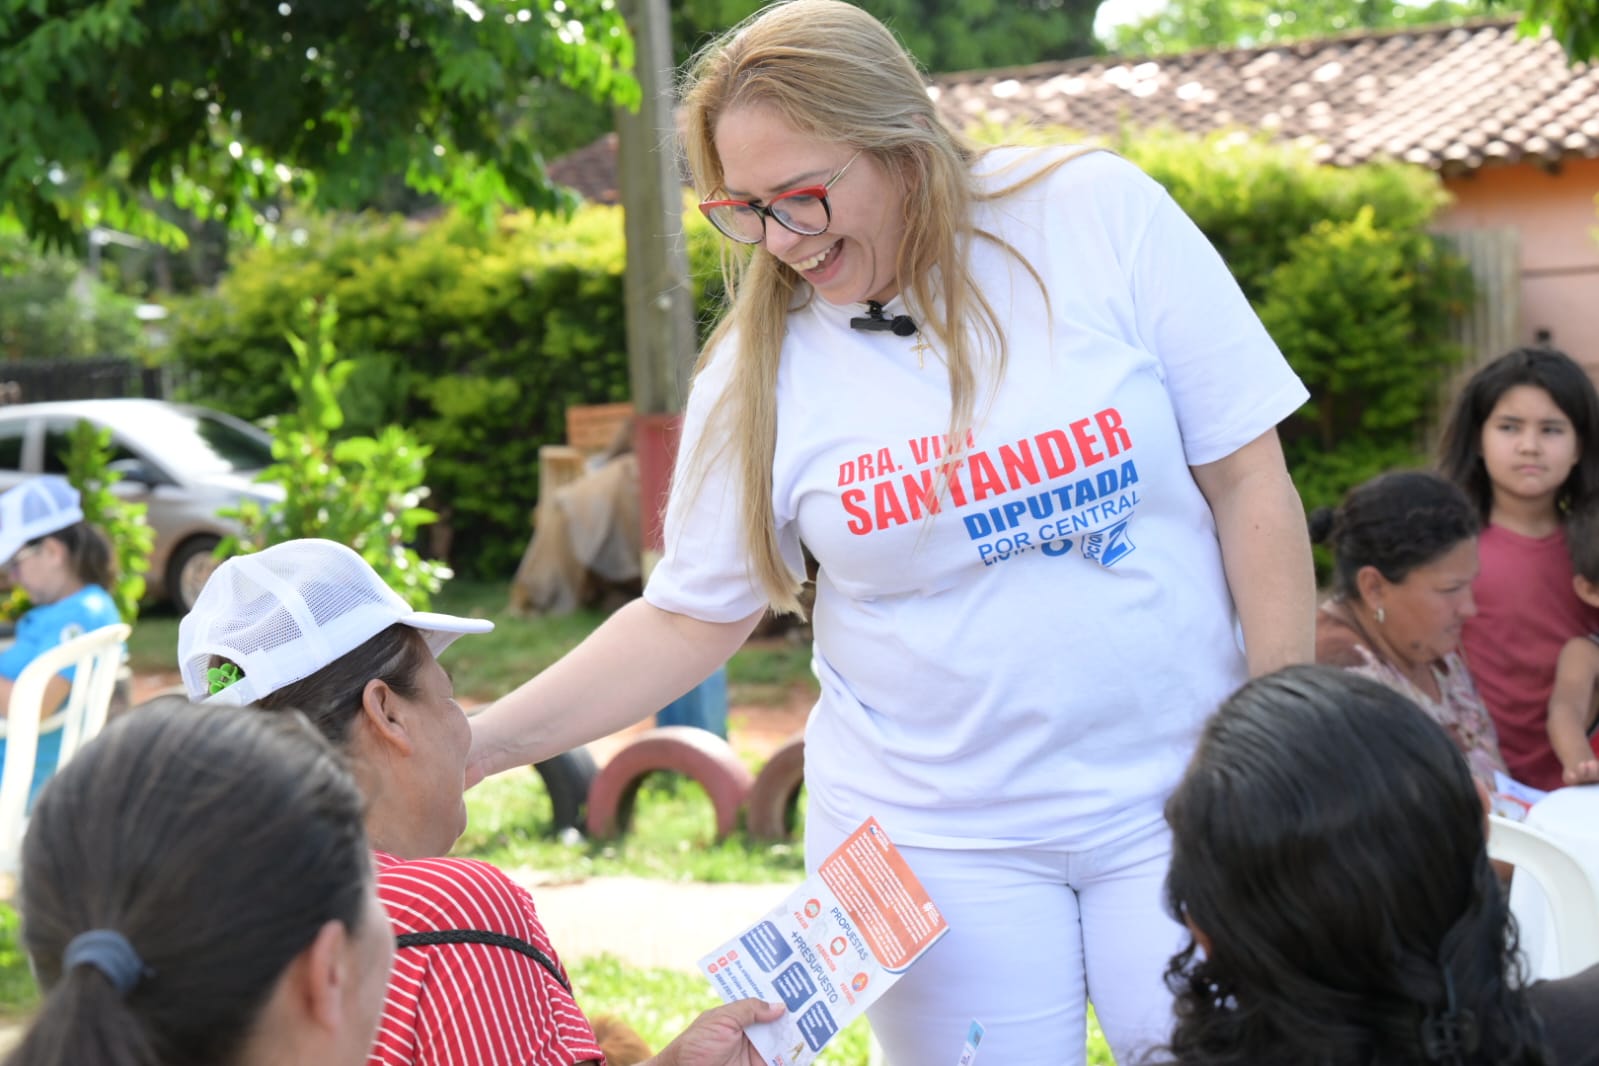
[849,300,918,337]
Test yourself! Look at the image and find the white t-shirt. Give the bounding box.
[647,148,1308,850]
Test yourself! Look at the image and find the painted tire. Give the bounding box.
[746,733,806,842]
[585,726,754,840]
[532,746,598,835]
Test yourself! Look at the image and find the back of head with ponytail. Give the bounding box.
[5,698,372,1066]
[1159,665,1547,1066]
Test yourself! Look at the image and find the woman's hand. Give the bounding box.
[646,999,786,1066]
[1562,757,1599,786]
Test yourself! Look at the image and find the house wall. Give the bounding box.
[1434,158,1599,378]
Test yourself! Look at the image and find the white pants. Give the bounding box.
[805,813,1183,1066]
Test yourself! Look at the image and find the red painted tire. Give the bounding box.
[586,726,755,840]
[747,733,806,842]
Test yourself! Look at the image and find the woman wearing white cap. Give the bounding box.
[178,538,781,1066]
[0,475,122,803]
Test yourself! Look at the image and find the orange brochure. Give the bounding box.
[698,817,948,1066]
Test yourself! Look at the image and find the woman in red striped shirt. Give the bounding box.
[177,539,781,1066]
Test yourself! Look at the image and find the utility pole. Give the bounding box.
[616,0,698,573]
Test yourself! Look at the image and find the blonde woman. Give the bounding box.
[471,2,1314,1062]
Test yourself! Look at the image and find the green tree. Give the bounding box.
[672,0,1106,72]
[0,0,639,252]
[1103,0,1494,54]
[0,235,145,359]
[64,420,155,623]
[1487,0,1599,61]
[220,299,450,610]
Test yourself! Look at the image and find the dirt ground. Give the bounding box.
[130,672,814,768]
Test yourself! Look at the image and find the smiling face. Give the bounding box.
[713,103,907,306]
[1369,538,1480,666]
[1479,384,1581,517]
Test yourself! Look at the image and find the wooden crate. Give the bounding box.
[564,402,635,455]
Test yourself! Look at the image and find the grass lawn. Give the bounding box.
[100,580,1117,1063]
[127,579,815,707]
[459,767,809,883]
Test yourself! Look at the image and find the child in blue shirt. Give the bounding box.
[0,476,123,803]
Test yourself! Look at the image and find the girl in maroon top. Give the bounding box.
[1440,346,1599,790]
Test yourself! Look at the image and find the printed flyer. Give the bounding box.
[698,817,949,1066]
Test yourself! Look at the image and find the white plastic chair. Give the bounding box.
[0,623,131,877]
[1487,812,1599,979]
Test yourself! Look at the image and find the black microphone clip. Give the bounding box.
[849,300,917,337]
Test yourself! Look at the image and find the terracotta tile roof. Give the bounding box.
[548,19,1598,200]
[929,19,1599,174]
[548,131,623,205]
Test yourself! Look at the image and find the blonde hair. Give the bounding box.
[679,0,1085,613]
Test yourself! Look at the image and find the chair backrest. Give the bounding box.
[0,622,130,876]
[1487,813,1599,978]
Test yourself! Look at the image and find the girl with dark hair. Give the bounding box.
[1310,470,1510,789]
[5,697,393,1066]
[1160,665,1595,1066]
[1438,346,1599,789]
[0,475,122,803]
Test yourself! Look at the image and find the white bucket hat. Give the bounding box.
[178,539,493,706]
[0,476,85,567]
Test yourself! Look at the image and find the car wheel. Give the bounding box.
[168,536,222,614]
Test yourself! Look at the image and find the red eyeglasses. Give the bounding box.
[698,152,862,244]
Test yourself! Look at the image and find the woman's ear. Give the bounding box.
[300,919,356,1032]
[1354,564,1387,613]
[356,678,414,757]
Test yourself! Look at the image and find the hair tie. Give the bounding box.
[1420,964,1478,1064]
[207,663,242,696]
[62,930,150,996]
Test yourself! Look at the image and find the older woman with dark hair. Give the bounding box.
[1311,470,1511,788]
[1160,665,1595,1066]
[177,539,779,1066]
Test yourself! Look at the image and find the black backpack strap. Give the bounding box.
[396,929,571,993]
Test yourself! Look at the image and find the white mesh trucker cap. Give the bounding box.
[177,538,493,707]
[0,476,85,566]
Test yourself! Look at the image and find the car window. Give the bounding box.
[126,409,274,476]
[42,425,140,475]
[0,423,24,472]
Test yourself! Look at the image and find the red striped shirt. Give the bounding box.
[370,851,602,1066]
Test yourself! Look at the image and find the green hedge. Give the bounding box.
[172,208,725,577]
[171,129,1469,576]
[1118,130,1472,515]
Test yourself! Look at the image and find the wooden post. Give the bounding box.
[616,0,698,573]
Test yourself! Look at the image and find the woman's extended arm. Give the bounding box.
[467,597,767,782]
[1191,427,1315,677]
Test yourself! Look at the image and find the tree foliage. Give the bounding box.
[1103,0,1494,55]
[0,0,639,252]
[218,299,451,609]
[64,419,155,623]
[0,234,145,359]
[672,0,1106,72]
[1486,0,1599,62]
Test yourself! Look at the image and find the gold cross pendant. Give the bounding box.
[910,334,932,369]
